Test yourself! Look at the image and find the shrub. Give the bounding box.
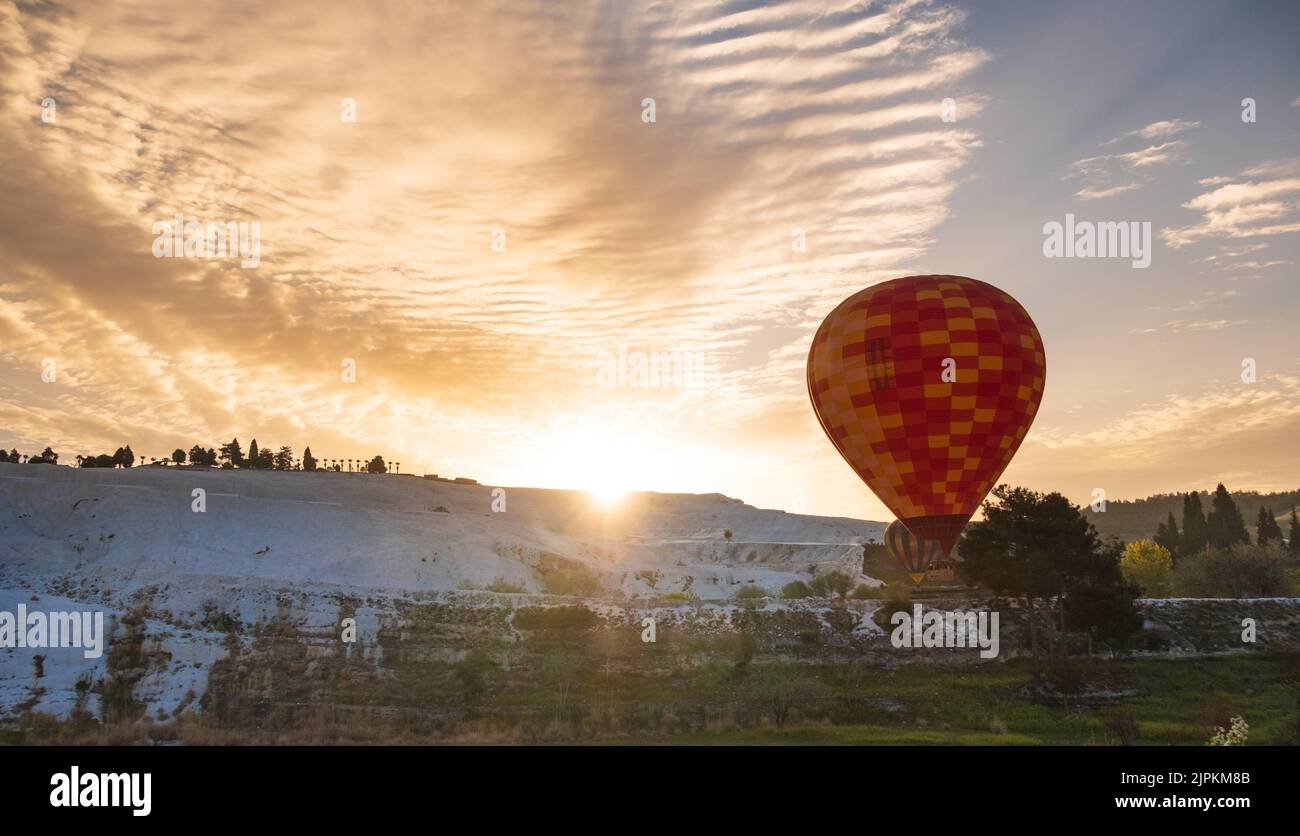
[1120,539,1174,597]
[780,581,813,599]
[537,555,602,596]
[734,585,766,601]
[850,583,877,600]
[1102,708,1140,746]
[872,591,913,631]
[486,578,526,594]
[823,607,856,633]
[1174,544,1289,598]
[809,570,852,598]
[1208,715,1249,746]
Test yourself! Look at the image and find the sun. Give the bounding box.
[586,482,627,510]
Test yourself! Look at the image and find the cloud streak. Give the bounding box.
[0,0,987,501]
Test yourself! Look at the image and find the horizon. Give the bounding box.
[2,0,1299,521]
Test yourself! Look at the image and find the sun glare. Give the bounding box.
[587,483,627,510]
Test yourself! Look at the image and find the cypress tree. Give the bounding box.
[1154,510,1181,556]
[1207,483,1249,548]
[1181,492,1208,554]
[1256,506,1277,545]
[1289,507,1300,558]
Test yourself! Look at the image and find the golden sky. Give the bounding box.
[1,1,1298,521]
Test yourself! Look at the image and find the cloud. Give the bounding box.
[1033,373,1300,457]
[1068,124,1191,199]
[1162,156,1300,248]
[1074,182,1142,201]
[0,0,987,503]
[1108,118,1200,143]
[1129,319,1246,334]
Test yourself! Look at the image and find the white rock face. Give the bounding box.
[0,462,886,718]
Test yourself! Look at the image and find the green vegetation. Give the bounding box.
[1173,544,1292,598]
[959,485,1141,663]
[1083,486,1300,543]
[780,581,813,599]
[486,577,527,594]
[1120,540,1174,597]
[809,570,853,599]
[536,554,602,596]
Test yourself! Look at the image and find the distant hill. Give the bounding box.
[1083,488,1300,543]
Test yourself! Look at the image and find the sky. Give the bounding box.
[0,0,1297,521]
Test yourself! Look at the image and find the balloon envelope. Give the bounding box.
[884,519,945,584]
[807,275,1046,553]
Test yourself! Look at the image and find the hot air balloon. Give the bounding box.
[808,275,1046,557]
[883,519,947,584]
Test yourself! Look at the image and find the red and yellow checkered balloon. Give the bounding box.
[807,275,1046,554]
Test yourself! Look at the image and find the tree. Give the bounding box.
[744,664,825,729]
[6,449,17,463]
[273,446,293,471]
[302,446,317,472]
[809,570,852,599]
[366,455,387,474]
[27,446,58,464]
[1289,507,1300,559]
[188,445,206,466]
[248,439,261,470]
[1176,544,1290,598]
[958,485,1140,666]
[1119,540,1174,597]
[171,448,186,465]
[219,438,244,468]
[1064,540,1143,657]
[1181,491,1208,554]
[1206,483,1250,549]
[1154,511,1181,557]
[121,445,135,468]
[1256,506,1284,546]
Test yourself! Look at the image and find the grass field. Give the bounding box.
[586,654,1299,745]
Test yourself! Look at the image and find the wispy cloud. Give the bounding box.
[1163,157,1300,248]
[1032,373,1300,458]
[0,0,987,497]
[1074,182,1142,201]
[1068,120,1193,199]
[1108,118,1200,143]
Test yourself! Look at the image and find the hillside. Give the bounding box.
[5,463,1300,737]
[0,462,885,601]
[1083,488,1300,543]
